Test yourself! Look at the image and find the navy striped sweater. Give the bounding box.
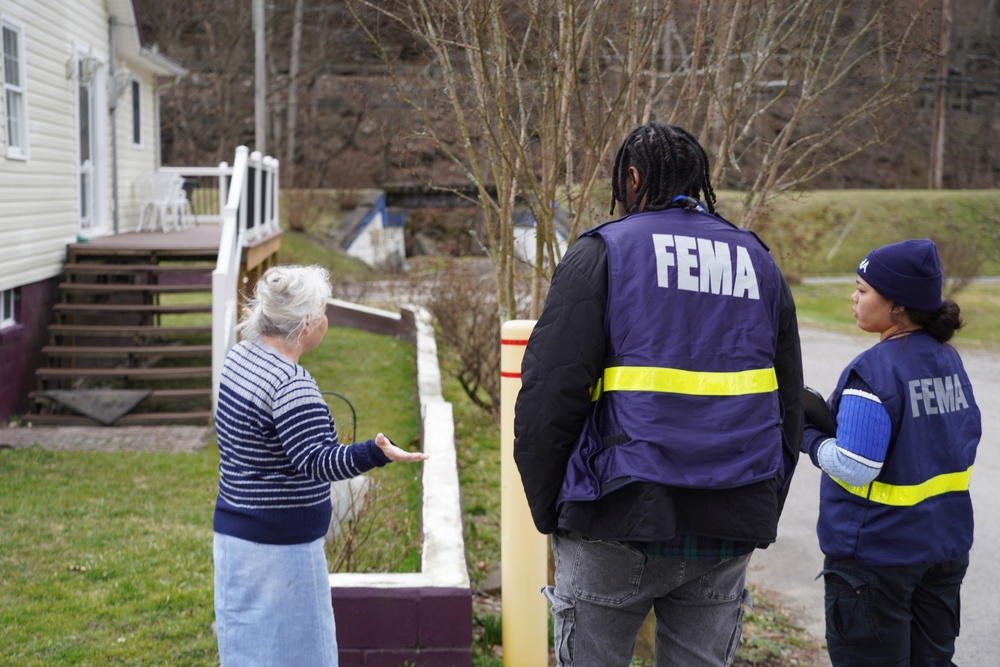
[213,340,389,544]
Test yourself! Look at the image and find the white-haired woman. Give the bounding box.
[212,264,427,667]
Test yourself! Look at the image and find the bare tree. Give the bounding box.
[424,259,504,417]
[347,0,675,318]
[346,0,934,320]
[140,0,257,164]
[651,0,933,227]
[156,0,1000,197]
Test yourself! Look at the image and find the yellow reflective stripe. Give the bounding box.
[832,466,974,507]
[601,365,778,397]
[589,378,603,402]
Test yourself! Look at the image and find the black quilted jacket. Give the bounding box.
[513,232,804,543]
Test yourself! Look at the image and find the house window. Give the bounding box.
[2,20,28,159]
[0,288,16,329]
[131,79,141,145]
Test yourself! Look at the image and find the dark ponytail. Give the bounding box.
[906,299,964,343]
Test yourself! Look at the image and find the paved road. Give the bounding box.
[747,327,999,666]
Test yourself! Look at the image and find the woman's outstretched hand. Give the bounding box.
[375,433,430,462]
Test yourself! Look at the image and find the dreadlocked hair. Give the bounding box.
[609,122,717,216]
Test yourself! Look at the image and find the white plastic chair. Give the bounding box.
[137,172,190,232]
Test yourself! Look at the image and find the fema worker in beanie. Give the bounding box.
[801,239,981,666]
[513,122,804,666]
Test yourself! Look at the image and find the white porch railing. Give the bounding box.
[160,151,280,238]
[158,164,231,226]
[207,146,281,412]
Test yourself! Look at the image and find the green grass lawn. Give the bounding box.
[724,189,1000,280]
[0,447,220,665]
[309,327,425,574]
[792,280,1000,349]
[0,324,421,666]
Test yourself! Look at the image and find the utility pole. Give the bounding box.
[254,0,266,155]
[285,0,304,186]
[930,0,951,190]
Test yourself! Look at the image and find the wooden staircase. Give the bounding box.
[29,241,218,426]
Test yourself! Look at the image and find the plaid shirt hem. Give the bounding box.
[636,535,758,560]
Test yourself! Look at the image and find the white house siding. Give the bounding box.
[0,0,81,293]
[346,207,383,264]
[0,0,171,293]
[384,226,406,267]
[0,0,182,422]
[117,70,162,232]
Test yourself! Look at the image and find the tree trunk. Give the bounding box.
[930,0,951,190]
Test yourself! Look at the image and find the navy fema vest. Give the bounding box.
[819,332,981,566]
[558,207,785,506]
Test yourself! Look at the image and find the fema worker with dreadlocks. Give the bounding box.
[514,122,803,666]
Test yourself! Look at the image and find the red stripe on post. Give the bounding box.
[501,371,521,378]
[501,339,529,346]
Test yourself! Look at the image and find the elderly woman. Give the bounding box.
[212,264,427,667]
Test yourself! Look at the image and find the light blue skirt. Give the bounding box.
[214,533,338,667]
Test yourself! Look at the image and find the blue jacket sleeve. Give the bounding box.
[802,373,891,486]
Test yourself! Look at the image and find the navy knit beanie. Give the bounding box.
[856,239,943,311]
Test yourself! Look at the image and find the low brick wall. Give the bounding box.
[327,298,416,344]
[0,277,58,421]
[324,300,473,667]
[334,587,472,667]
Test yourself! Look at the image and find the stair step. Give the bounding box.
[149,388,213,400]
[68,247,218,260]
[24,411,213,427]
[31,387,211,401]
[54,303,212,314]
[31,387,211,402]
[58,282,212,294]
[63,263,214,274]
[36,366,212,380]
[48,324,212,336]
[42,345,213,358]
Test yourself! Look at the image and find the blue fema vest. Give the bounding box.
[558,207,785,506]
[819,332,981,566]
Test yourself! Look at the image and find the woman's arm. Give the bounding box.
[804,373,892,486]
[274,376,400,481]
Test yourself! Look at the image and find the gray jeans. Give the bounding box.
[546,532,752,667]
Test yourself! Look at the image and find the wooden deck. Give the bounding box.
[72,226,223,254]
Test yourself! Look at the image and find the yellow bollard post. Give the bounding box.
[500,320,549,666]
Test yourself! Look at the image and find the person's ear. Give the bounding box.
[299,318,313,338]
[627,166,642,195]
[625,166,646,212]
